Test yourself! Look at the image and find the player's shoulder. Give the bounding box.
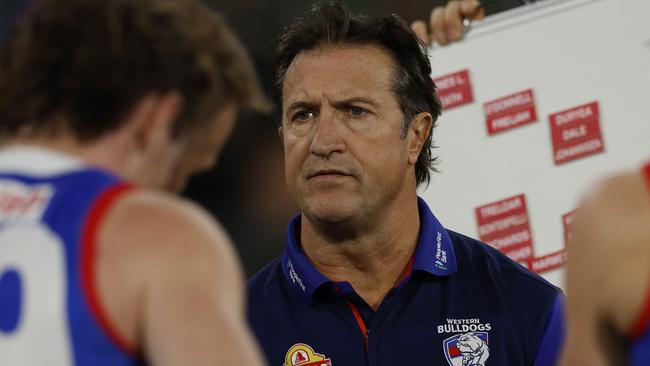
[574,170,650,250]
[116,189,217,224]
[102,188,232,259]
[448,229,560,297]
[581,170,648,214]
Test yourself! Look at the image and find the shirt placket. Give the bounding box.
[335,286,402,366]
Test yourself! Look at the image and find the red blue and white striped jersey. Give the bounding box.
[0,147,143,365]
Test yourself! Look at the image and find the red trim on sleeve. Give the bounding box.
[345,300,369,354]
[629,162,650,339]
[80,183,137,355]
[629,289,650,340]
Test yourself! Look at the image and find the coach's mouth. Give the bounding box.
[307,169,352,179]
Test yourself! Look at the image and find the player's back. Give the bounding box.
[0,146,143,365]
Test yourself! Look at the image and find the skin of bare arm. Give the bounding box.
[561,172,650,366]
[96,190,265,366]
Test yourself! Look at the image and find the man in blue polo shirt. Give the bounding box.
[248,2,564,365]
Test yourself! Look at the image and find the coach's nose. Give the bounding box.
[309,108,346,159]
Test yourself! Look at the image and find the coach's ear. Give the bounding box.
[278,126,284,143]
[407,112,433,166]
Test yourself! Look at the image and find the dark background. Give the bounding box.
[0,0,526,276]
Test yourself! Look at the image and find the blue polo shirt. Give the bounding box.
[248,198,564,366]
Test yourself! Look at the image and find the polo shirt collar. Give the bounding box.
[280,215,331,305]
[411,196,458,275]
[280,196,457,305]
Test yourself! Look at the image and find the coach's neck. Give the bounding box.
[301,189,421,310]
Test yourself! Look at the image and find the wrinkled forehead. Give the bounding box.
[281,44,398,105]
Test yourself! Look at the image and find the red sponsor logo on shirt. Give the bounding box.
[284,343,332,366]
[0,181,52,222]
[483,89,537,135]
[433,69,474,110]
[475,194,534,262]
[549,101,605,165]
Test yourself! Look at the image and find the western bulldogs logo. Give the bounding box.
[443,332,489,366]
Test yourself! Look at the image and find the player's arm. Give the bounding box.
[99,191,265,366]
[560,173,650,366]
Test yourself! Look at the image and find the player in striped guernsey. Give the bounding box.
[0,0,267,365]
[561,161,650,366]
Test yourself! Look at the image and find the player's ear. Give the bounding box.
[132,92,184,150]
[407,112,432,166]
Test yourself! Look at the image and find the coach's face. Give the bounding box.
[280,44,421,225]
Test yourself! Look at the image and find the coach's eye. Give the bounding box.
[292,110,315,122]
[349,106,366,117]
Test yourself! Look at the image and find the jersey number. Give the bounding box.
[0,224,72,365]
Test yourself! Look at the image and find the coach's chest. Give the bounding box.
[260,282,527,366]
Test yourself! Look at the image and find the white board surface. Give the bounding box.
[422,0,650,289]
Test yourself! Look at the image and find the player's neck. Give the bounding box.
[7,132,132,178]
[301,194,421,310]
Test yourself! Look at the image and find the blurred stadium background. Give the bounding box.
[0,0,524,275]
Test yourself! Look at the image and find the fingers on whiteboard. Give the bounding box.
[410,0,486,47]
[411,20,430,44]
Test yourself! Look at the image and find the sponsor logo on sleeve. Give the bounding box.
[283,343,332,366]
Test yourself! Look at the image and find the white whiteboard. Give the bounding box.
[422,0,650,289]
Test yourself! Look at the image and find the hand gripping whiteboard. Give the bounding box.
[421,0,650,289]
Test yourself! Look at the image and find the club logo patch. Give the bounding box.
[443,332,489,366]
[283,343,332,366]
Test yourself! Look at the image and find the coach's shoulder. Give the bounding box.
[247,257,284,299]
[448,229,560,297]
[448,229,563,361]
